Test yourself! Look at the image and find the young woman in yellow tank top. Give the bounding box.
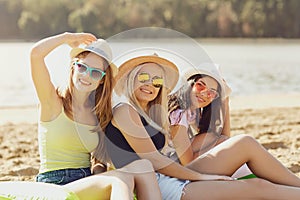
[30,32,161,199]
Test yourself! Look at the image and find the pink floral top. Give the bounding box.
[169,108,197,128]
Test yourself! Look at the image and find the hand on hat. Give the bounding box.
[64,32,97,48]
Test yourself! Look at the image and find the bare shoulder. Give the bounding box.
[112,103,145,134]
[113,103,139,119]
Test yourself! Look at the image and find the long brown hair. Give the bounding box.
[168,74,224,136]
[57,51,113,163]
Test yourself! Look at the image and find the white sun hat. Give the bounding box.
[70,39,117,77]
[182,63,232,99]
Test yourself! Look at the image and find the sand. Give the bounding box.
[0,94,300,181]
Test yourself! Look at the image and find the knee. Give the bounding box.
[128,159,155,173]
[137,159,154,172]
[92,175,131,190]
[234,134,258,146]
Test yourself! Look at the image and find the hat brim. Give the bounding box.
[70,47,118,78]
[114,55,179,95]
[183,68,223,86]
[182,67,231,99]
[70,47,85,59]
[70,47,111,62]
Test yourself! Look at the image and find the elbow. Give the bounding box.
[30,46,41,59]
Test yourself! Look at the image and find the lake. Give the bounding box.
[1,39,299,107]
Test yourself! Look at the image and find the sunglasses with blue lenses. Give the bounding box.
[73,61,106,81]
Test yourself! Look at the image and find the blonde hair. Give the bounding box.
[57,51,113,163]
[125,63,170,135]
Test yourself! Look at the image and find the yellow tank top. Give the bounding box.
[38,110,99,173]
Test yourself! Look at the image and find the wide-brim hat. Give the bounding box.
[114,55,179,95]
[182,63,231,99]
[70,39,118,77]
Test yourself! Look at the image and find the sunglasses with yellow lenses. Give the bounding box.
[137,72,163,88]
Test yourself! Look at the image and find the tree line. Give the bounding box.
[1,0,299,40]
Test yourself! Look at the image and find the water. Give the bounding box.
[201,39,300,96]
[1,39,299,107]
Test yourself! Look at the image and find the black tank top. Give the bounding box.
[105,116,165,168]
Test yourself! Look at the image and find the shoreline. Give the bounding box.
[1,93,300,124]
[0,105,38,125]
[230,93,300,110]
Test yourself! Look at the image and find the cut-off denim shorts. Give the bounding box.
[36,167,91,185]
[156,173,190,200]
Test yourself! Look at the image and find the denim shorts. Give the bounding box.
[36,167,91,185]
[156,173,190,200]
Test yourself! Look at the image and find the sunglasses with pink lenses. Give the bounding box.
[193,81,219,99]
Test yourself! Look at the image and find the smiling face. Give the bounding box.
[133,63,164,108]
[190,76,219,109]
[72,53,106,93]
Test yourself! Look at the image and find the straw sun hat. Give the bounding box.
[114,54,179,95]
[70,39,118,77]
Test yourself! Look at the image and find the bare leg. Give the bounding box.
[64,174,133,200]
[0,160,160,200]
[182,178,300,200]
[187,134,300,187]
[111,159,162,200]
[67,159,161,200]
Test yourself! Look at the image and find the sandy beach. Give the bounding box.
[0,94,300,181]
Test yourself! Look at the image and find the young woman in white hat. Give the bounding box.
[168,64,232,161]
[168,64,252,178]
[105,53,300,200]
[30,32,161,199]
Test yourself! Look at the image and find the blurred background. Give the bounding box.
[0,0,299,107]
[0,0,299,40]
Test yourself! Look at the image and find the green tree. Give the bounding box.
[239,0,266,37]
[281,0,300,37]
[0,0,300,39]
[19,0,73,39]
[0,0,22,39]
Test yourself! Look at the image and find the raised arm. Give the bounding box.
[30,32,97,119]
[112,104,233,181]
